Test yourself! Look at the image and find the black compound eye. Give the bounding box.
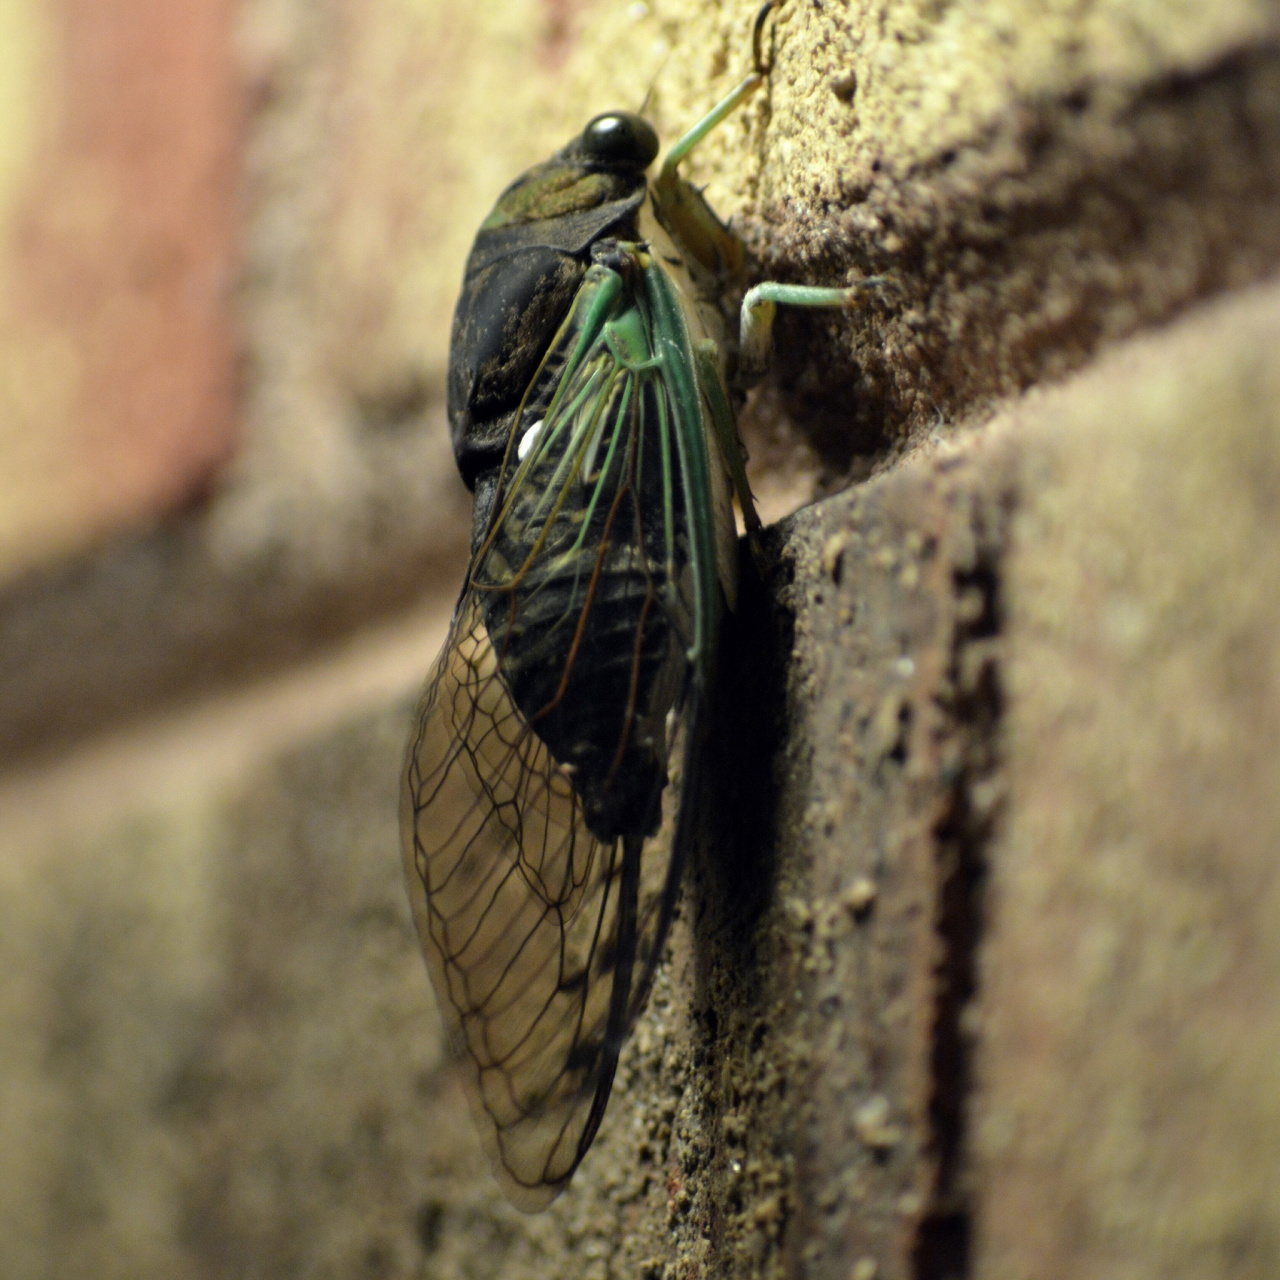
[580,112,659,170]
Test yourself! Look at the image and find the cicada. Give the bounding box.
[401,2,878,1209]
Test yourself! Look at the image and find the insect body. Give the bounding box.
[401,3,876,1210]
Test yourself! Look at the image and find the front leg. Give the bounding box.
[738,279,886,381]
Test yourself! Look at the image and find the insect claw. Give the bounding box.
[753,1,779,76]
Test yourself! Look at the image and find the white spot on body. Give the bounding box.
[517,418,544,462]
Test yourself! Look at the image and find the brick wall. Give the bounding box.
[1,2,1279,1277]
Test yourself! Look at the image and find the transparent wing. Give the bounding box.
[402,597,629,1207]
[401,260,715,1208]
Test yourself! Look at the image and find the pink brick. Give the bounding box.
[0,0,242,575]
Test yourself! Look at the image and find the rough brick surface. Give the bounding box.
[973,283,1280,1280]
[1,1,1279,1277]
[611,0,1280,481]
[3,281,1278,1277]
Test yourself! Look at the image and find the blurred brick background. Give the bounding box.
[0,0,240,576]
[1,1,1279,1278]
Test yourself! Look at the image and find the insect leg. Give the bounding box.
[693,339,765,569]
[656,71,763,186]
[649,5,779,279]
[655,2,778,185]
[738,279,887,380]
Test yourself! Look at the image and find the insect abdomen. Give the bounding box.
[482,552,684,842]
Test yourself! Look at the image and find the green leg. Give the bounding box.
[739,279,885,378]
[656,1,776,182]
[650,5,779,277]
[657,71,763,185]
[694,340,766,573]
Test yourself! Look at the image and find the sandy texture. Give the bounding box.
[655,0,1280,477]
